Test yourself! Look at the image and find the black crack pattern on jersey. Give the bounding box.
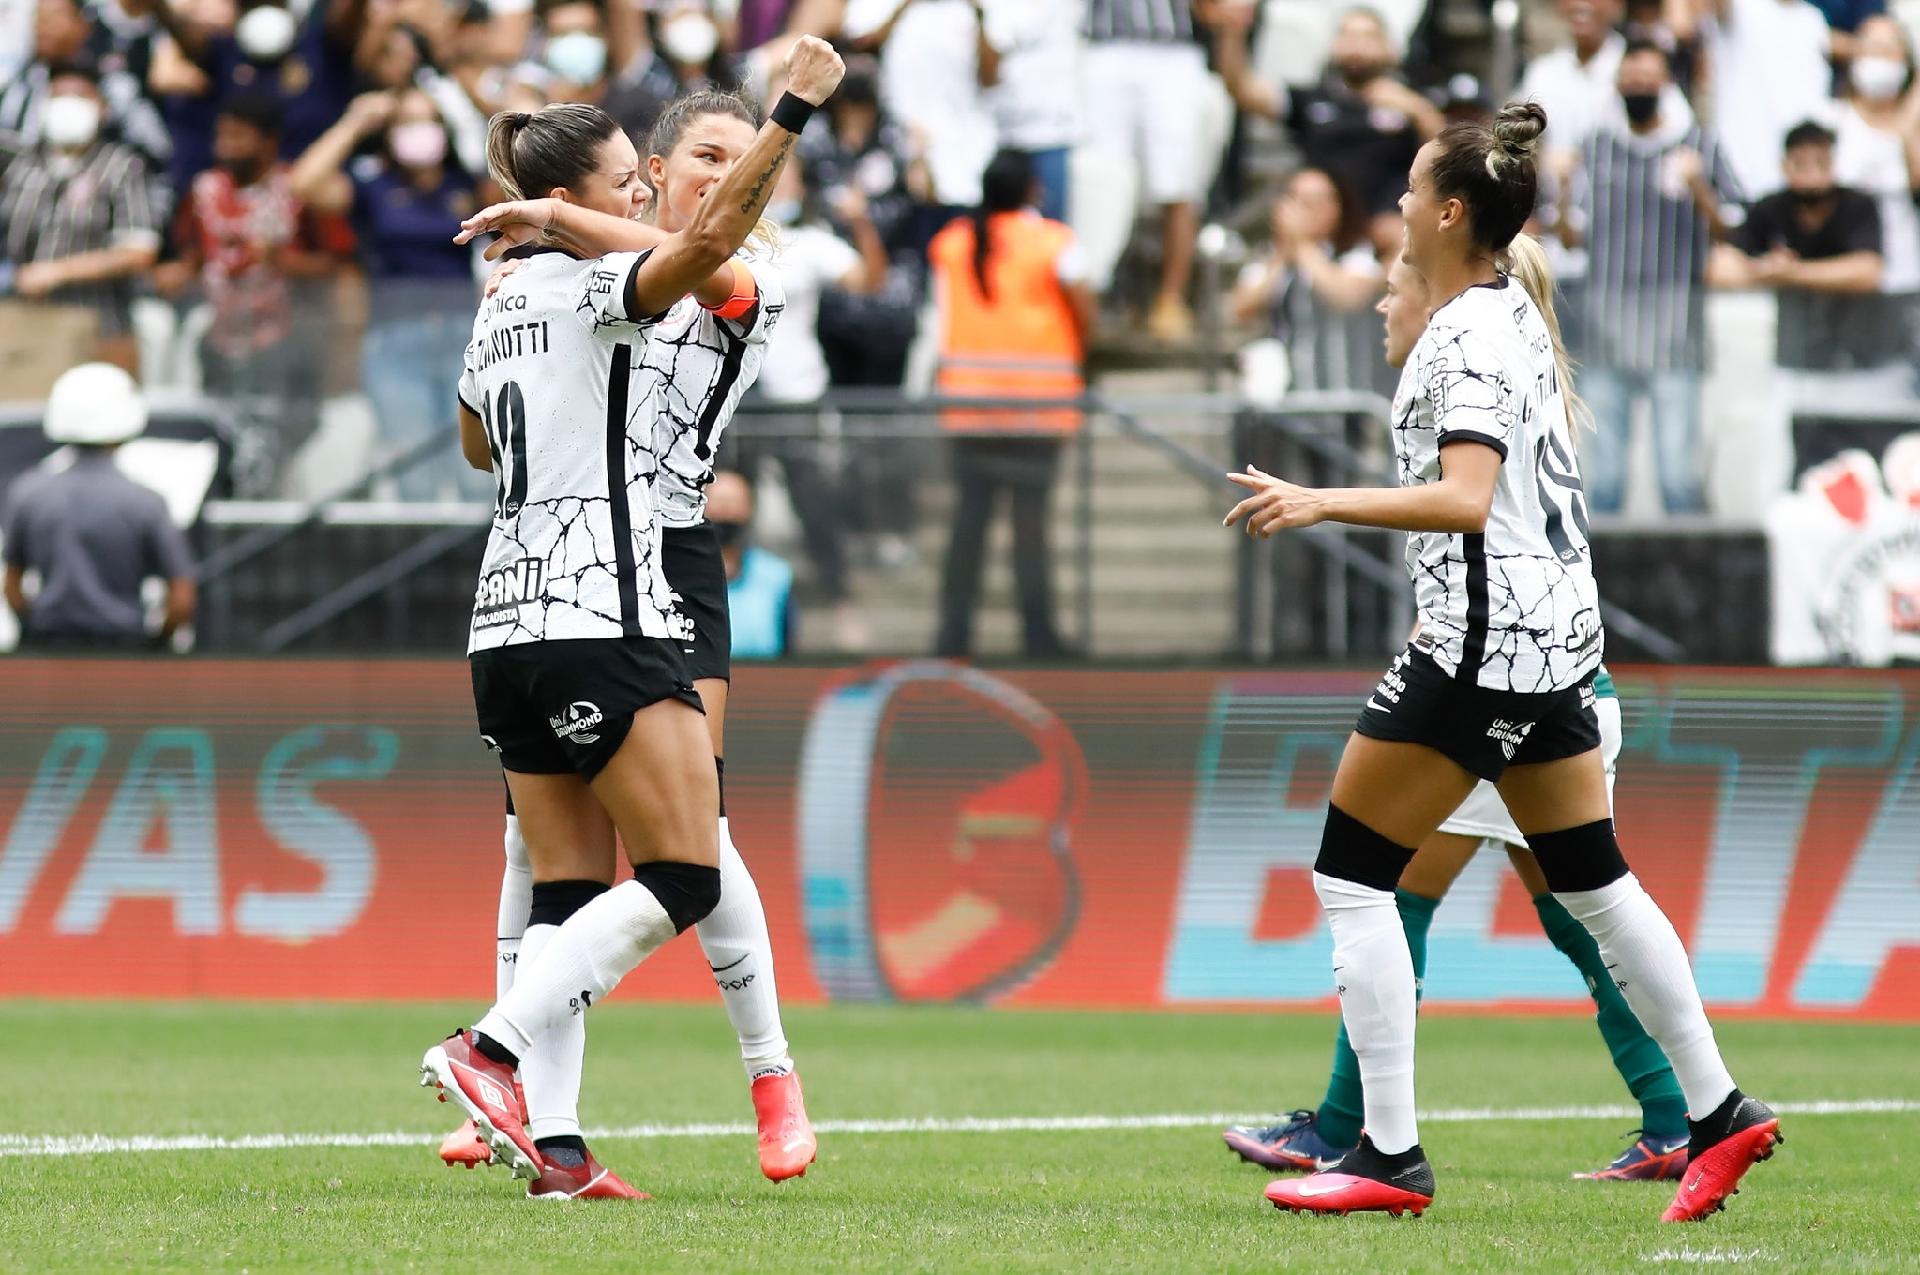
[469,254,690,651]
[633,283,780,528]
[1389,303,1603,693]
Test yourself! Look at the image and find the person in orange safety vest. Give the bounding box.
[928,148,1096,659]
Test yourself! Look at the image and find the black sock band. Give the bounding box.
[1313,804,1418,893]
[769,91,815,134]
[633,859,722,933]
[471,1030,518,1067]
[715,755,726,818]
[528,878,610,928]
[1529,819,1630,894]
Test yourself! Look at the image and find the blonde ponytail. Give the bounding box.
[1499,232,1592,435]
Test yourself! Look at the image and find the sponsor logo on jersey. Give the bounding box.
[550,701,605,745]
[1485,717,1535,760]
[474,558,544,627]
[1567,608,1600,653]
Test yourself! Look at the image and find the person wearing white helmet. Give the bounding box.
[2,363,196,650]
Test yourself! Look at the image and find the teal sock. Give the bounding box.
[1316,889,1440,1149]
[1533,892,1689,1138]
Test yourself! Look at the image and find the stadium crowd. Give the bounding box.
[0,0,1916,591]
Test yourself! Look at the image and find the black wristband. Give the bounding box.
[770,91,816,134]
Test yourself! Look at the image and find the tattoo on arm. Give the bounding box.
[738,136,795,216]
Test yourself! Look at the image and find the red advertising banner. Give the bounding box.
[0,660,1915,1019]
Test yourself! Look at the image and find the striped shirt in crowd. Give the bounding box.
[1572,120,1743,373]
[1084,0,1195,43]
[0,140,163,334]
[0,63,172,172]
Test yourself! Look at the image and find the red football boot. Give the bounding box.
[527,1148,650,1201]
[1265,1135,1434,1217]
[1662,1093,1782,1223]
[752,1069,818,1182]
[419,1031,541,1180]
[438,1119,492,1168]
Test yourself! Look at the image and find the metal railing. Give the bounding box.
[184,387,1686,661]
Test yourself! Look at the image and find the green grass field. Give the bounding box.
[0,1003,1915,1273]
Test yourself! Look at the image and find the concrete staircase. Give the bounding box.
[787,370,1247,659]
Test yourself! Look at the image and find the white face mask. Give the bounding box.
[390,120,447,168]
[235,5,298,62]
[42,94,101,149]
[545,31,608,84]
[1852,56,1908,101]
[660,13,719,66]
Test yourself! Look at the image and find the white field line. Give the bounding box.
[0,1098,1913,1160]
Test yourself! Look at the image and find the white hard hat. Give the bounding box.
[44,362,147,446]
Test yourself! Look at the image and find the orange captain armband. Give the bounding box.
[702,260,758,320]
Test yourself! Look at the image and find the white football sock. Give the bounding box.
[475,879,676,1059]
[695,818,792,1078]
[1313,871,1420,1155]
[496,814,532,1000]
[1554,873,1736,1118]
[516,922,586,1141]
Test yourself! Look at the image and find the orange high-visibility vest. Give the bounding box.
[930,211,1085,432]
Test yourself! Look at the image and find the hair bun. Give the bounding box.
[1492,101,1547,156]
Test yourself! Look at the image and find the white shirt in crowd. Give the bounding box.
[843,0,996,206]
[758,224,861,404]
[460,249,685,652]
[1516,30,1627,155]
[1391,278,1603,693]
[1705,0,1834,198]
[1832,104,1920,294]
[981,0,1082,151]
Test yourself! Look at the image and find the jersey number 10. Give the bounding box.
[481,381,529,520]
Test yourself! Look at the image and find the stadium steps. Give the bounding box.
[792,370,1245,659]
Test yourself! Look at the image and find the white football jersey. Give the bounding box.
[641,252,784,529]
[459,247,688,653]
[1389,276,1604,692]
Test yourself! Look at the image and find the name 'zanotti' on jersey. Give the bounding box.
[459,247,691,653]
[1389,276,1604,693]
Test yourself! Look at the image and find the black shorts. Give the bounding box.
[1354,647,1602,782]
[662,522,730,683]
[470,636,703,780]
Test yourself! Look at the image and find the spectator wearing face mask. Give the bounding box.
[535,0,617,106]
[1711,120,1891,497]
[1517,1,1642,155]
[1553,39,1742,515]
[1214,5,1444,256]
[1829,14,1920,362]
[0,61,162,374]
[797,56,913,255]
[0,0,172,172]
[291,87,480,500]
[138,0,364,173]
[1700,0,1837,200]
[155,92,338,487]
[606,1,748,142]
[705,469,796,660]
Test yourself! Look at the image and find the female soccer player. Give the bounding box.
[417,37,844,1199]
[444,85,820,1189]
[1225,104,1779,1222]
[1223,240,1690,1186]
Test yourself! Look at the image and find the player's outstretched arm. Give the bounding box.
[1223,443,1500,537]
[625,36,841,315]
[457,206,743,311]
